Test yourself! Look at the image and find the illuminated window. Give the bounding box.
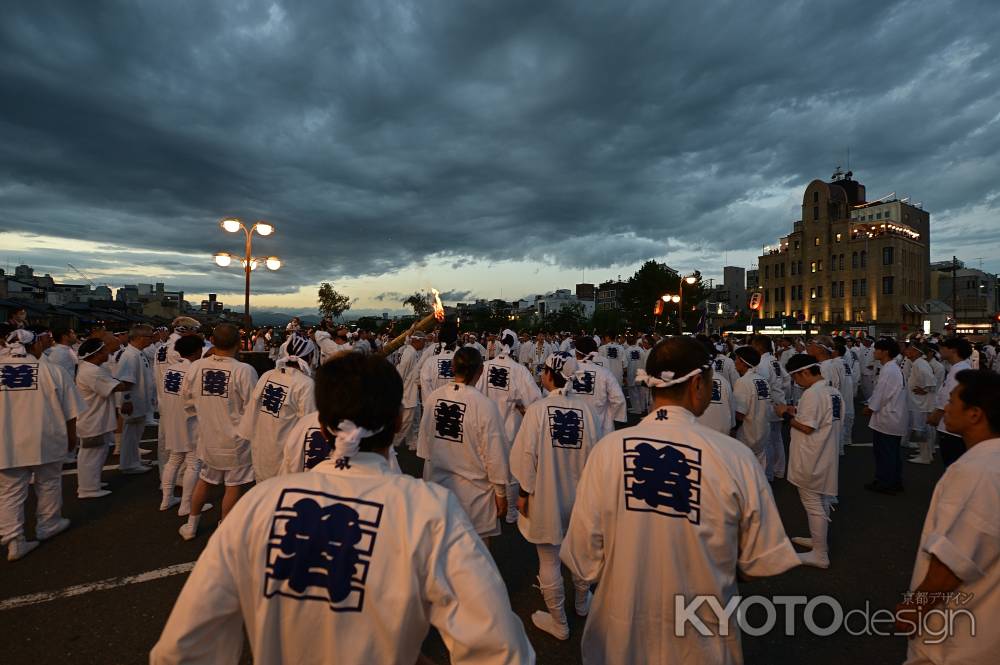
[836,233,842,242]
[811,261,817,273]
[814,236,821,246]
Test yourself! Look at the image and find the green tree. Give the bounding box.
[618,260,680,330]
[403,292,432,317]
[544,303,588,333]
[317,283,351,319]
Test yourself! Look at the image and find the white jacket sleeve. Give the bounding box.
[150,518,245,664]
[560,443,607,584]
[478,402,511,490]
[509,409,539,494]
[604,373,627,423]
[424,491,535,664]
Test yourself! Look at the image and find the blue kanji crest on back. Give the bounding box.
[548,406,584,449]
[606,347,619,359]
[572,371,596,395]
[157,346,168,363]
[714,358,725,372]
[437,358,454,379]
[753,378,769,400]
[260,381,288,417]
[434,399,466,442]
[623,438,702,524]
[831,393,842,420]
[772,360,782,376]
[0,364,38,391]
[711,379,722,403]
[264,489,383,612]
[842,359,852,376]
[630,350,641,361]
[201,368,231,397]
[163,370,184,395]
[487,365,509,390]
[303,428,330,469]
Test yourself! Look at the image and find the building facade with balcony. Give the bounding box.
[757,172,930,333]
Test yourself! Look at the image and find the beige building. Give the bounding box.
[757,172,930,333]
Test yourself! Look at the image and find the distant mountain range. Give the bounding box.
[250,308,410,327]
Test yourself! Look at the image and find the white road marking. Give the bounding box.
[847,442,873,447]
[0,562,195,612]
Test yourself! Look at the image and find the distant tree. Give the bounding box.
[403,292,432,317]
[318,283,351,319]
[591,308,625,334]
[544,303,588,333]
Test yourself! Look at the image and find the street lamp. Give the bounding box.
[677,271,701,335]
[213,218,281,327]
[661,293,680,332]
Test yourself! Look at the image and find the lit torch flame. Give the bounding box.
[432,288,445,322]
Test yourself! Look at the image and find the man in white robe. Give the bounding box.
[561,336,800,665]
[476,334,542,523]
[392,332,426,450]
[417,347,510,542]
[45,327,79,379]
[113,324,158,474]
[151,352,534,665]
[928,337,974,468]
[179,324,258,540]
[751,335,788,481]
[75,335,129,499]
[697,357,736,439]
[858,337,877,400]
[418,323,461,405]
[239,336,317,482]
[781,355,843,569]
[897,369,1000,665]
[598,334,626,388]
[863,338,909,494]
[571,336,627,433]
[511,351,604,640]
[732,346,772,469]
[905,343,938,465]
[0,330,79,561]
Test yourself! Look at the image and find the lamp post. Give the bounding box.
[213,218,281,328]
[661,293,680,332]
[677,271,701,335]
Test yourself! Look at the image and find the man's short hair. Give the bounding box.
[212,323,241,351]
[175,335,204,358]
[940,336,973,359]
[645,337,711,399]
[574,335,597,355]
[314,353,402,452]
[874,338,900,358]
[129,324,153,340]
[954,369,1000,434]
[453,346,484,383]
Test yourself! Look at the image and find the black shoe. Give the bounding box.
[864,481,897,495]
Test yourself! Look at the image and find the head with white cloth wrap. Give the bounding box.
[314,352,403,469]
[498,328,518,357]
[543,351,578,390]
[3,329,37,358]
[277,335,316,374]
[785,353,824,388]
[637,336,715,417]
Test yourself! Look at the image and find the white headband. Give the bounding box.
[635,364,710,388]
[78,342,107,361]
[4,329,36,357]
[788,361,820,375]
[324,419,384,469]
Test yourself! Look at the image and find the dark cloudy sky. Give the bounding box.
[2,0,999,315]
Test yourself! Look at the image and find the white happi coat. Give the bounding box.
[756,352,787,422]
[278,412,401,476]
[837,356,856,416]
[788,381,843,496]
[935,359,972,438]
[598,343,626,386]
[0,353,79,470]
[907,356,936,415]
[44,343,78,380]
[239,366,317,481]
[623,345,648,387]
[417,382,510,537]
[114,344,157,418]
[75,361,120,439]
[732,368,772,454]
[160,359,197,454]
[571,358,627,433]
[182,355,258,470]
[510,386,604,545]
[525,341,552,378]
[711,354,740,390]
[419,346,457,402]
[150,454,535,665]
[475,353,542,443]
[395,344,424,410]
[561,407,800,665]
[697,376,735,436]
[903,438,1000,665]
[868,360,909,437]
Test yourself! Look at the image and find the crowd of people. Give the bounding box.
[1,312,999,664]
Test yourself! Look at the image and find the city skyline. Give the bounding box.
[3,1,1000,312]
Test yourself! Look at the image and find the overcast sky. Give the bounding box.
[2,0,999,316]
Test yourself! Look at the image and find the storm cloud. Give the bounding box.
[2,0,999,299]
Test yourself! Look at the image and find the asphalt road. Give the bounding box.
[0,415,944,665]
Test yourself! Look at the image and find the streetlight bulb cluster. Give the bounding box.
[662,294,680,303]
[255,222,274,236]
[221,218,243,233]
[212,217,282,326]
[214,252,233,267]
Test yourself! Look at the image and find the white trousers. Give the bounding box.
[0,462,64,544]
[77,433,112,494]
[536,543,588,591]
[162,452,201,513]
[765,421,786,480]
[157,425,168,481]
[119,417,145,470]
[393,404,421,449]
[798,486,832,555]
[840,412,855,452]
